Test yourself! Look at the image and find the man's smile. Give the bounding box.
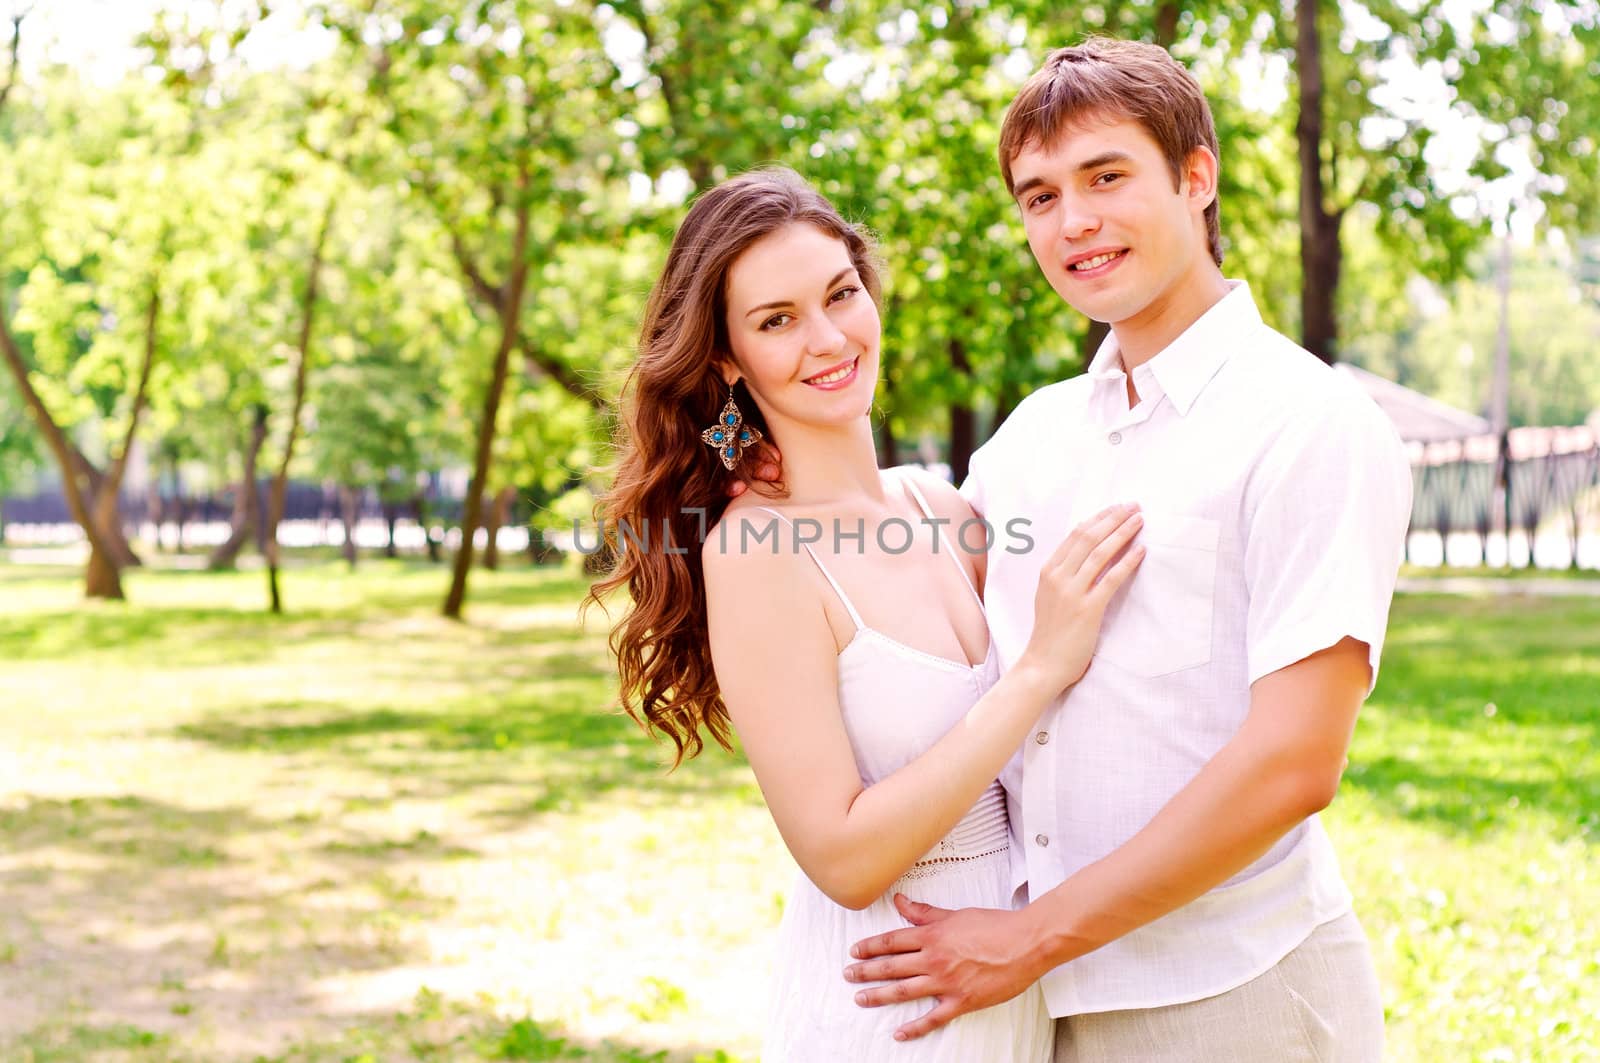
[1065,248,1130,277]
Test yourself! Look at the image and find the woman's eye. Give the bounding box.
[760,313,792,331]
[830,286,859,303]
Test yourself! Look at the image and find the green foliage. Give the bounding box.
[0,387,42,499]
[3,2,1600,602]
[1345,238,1600,426]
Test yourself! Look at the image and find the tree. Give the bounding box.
[0,37,229,598]
[316,0,624,617]
[1350,241,1600,427]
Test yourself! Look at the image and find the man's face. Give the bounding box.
[1009,114,1214,329]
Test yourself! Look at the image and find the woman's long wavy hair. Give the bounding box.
[587,167,883,767]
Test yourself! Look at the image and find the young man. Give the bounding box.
[841,38,1412,1061]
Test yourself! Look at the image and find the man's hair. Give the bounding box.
[998,38,1223,266]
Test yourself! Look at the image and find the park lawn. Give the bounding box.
[0,559,1595,1061]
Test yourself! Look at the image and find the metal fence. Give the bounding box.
[1407,428,1600,569]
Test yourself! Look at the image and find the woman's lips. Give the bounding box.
[804,357,859,390]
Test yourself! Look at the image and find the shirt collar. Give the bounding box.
[1085,280,1260,416]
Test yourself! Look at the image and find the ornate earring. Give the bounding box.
[701,383,762,471]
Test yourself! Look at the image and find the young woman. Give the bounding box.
[591,167,1144,1061]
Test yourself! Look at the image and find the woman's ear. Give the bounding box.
[716,360,741,388]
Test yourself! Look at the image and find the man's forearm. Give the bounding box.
[1021,729,1333,972]
[1020,639,1370,971]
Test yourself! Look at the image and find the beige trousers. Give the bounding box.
[1053,912,1384,1063]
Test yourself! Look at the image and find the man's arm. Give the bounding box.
[844,636,1371,1041]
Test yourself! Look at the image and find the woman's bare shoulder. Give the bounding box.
[892,464,976,524]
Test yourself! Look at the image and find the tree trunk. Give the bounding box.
[89,281,161,570]
[480,492,498,570]
[876,412,899,467]
[947,338,975,484]
[443,176,533,620]
[149,489,166,552]
[414,491,442,563]
[339,483,360,569]
[267,204,333,614]
[93,494,141,570]
[0,305,123,599]
[482,484,516,570]
[1154,2,1180,46]
[1081,319,1111,367]
[1297,0,1344,364]
[209,405,268,570]
[876,296,902,467]
[253,478,270,554]
[381,497,399,558]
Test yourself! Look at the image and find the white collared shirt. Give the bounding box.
[962,281,1412,1016]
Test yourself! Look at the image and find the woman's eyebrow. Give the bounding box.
[742,268,854,317]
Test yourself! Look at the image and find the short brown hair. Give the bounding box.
[999,38,1223,266]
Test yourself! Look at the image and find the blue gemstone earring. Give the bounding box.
[701,383,762,471]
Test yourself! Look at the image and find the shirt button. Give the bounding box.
[1035,833,1049,847]
[1034,731,1050,745]
[1108,431,1123,445]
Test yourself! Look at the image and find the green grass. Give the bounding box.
[1400,562,1600,582]
[0,558,1595,1060]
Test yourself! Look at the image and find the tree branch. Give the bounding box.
[0,6,31,115]
[516,334,606,411]
[448,229,501,308]
[102,276,162,497]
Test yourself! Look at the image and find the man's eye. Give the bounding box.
[760,313,792,331]
[1028,192,1055,210]
[1095,172,1123,186]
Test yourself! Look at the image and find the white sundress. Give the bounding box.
[754,477,1052,1062]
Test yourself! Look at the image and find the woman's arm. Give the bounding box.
[703,505,1142,910]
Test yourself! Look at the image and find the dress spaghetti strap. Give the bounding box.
[896,472,986,612]
[752,506,865,632]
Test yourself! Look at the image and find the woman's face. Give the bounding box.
[720,223,880,433]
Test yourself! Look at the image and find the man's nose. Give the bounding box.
[1058,195,1101,243]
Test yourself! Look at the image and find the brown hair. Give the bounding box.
[998,37,1223,266]
[586,166,882,766]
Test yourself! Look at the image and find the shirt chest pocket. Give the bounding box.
[1093,512,1220,678]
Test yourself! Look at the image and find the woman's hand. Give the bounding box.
[1015,503,1145,693]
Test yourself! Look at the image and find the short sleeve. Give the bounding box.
[1244,391,1413,693]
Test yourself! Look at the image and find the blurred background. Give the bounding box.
[0,2,1596,1061]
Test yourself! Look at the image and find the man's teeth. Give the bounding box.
[1071,251,1122,271]
[808,361,854,384]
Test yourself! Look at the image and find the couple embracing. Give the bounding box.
[593,37,1411,1062]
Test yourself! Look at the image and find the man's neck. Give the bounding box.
[1111,265,1231,375]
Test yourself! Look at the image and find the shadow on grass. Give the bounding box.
[0,794,467,1057]
[0,559,592,666]
[1342,594,1600,838]
[173,685,761,820]
[0,605,360,666]
[0,562,86,585]
[0,802,733,1060]
[241,995,747,1063]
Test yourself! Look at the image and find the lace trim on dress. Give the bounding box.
[898,782,1011,883]
[903,843,1011,880]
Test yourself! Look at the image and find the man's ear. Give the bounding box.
[1181,145,1219,213]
